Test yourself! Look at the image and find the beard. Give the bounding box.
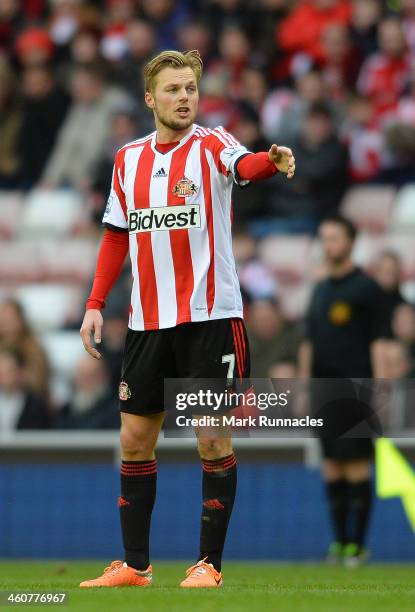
[327,253,351,266]
[154,105,196,132]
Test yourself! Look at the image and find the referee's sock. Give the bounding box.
[347,479,372,549]
[326,479,348,545]
[199,453,237,572]
[119,459,157,570]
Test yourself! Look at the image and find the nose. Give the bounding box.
[179,87,189,101]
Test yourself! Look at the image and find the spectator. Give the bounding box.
[15,27,54,68]
[402,0,415,55]
[382,120,415,184]
[383,340,413,380]
[396,61,415,125]
[341,95,382,182]
[233,231,278,301]
[113,19,156,132]
[252,0,290,60]
[176,20,213,63]
[391,303,415,360]
[247,298,302,378]
[0,349,50,432]
[41,63,131,190]
[54,354,119,429]
[0,59,21,188]
[198,70,239,129]
[253,102,349,236]
[372,250,406,325]
[277,0,352,67]
[238,67,268,113]
[357,18,410,121]
[0,299,50,400]
[100,301,129,389]
[261,70,340,143]
[18,64,70,188]
[0,0,24,55]
[100,0,136,63]
[382,341,414,429]
[206,25,252,100]
[48,0,81,51]
[89,98,139,224]
[350,0,382,60]
[70,26,102,67]
[203,0,252,35]
[320,23,361,100]
[232,111,273,224]
[269,361,298,379]
[139,0,190,50]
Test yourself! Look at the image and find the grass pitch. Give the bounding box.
[1,561,415,611]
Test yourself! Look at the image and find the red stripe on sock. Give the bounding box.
[202,454,236,472]
[121,460,157,476]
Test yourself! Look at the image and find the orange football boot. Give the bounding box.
[79,560,152,587]
[180,558,222,588]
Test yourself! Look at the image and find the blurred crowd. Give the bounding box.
[3,1,415,220]
[2,0,415,430]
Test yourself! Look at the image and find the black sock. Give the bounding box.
[326,479,348,545]
[119,459,157,570]
[199,453,237,572]
[347,479,372,548]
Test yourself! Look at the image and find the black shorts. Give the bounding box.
[310,378,378,461]
[320,438,374,461]
[118,318,250,415]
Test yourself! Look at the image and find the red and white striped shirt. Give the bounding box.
[103,124,250,331]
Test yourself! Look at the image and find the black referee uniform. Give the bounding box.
[305,267,388,458]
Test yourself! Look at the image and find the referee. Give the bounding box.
[299,215,388,567]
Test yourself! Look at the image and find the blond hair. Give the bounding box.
[143,49,203,93]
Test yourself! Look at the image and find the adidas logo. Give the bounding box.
[153,167,167,178]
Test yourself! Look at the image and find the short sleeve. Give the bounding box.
[102,152,128,230]
[208,126,251,187]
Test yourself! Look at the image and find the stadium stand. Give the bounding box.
[0,192,23,239]
[390,184,415,232]
[18,190,87,238]
[16,284,84,332]
[257,235,313,283]
[340,185,397,234]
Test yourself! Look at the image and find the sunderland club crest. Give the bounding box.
[119,380,131,401]
[172,176,198,198]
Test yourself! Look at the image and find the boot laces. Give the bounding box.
[103,560,123,575]
[185,558,212,577]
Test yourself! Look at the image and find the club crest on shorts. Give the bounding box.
[172,176,198,197]
[119,380,131,401]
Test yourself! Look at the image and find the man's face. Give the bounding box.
[379,20,405,58]
[313,0,336,9]
[319,222,354,265]
[303,114,333,146]
[145,66,199,132]
[374,255,401,292]
[71,71,102,104]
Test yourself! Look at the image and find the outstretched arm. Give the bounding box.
[236,145,295,181]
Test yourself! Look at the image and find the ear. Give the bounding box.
[145,90,155,110]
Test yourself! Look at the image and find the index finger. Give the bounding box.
[80,327,101,360]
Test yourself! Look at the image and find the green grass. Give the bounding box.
[1,561,415,611]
